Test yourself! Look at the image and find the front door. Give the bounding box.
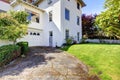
[49,31,53,47]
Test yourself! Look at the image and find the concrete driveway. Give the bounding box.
[0,47,88,80]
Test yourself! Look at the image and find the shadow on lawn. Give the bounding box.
[0,47,63,77]
[61,42,120,51]
[83,42,120,45]
[61,45,72,51]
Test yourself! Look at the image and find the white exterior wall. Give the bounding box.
[38,0,62,47]
[18,29,44,46]
[0,0,83,47]
[13,4,44,30]
[0,1,45,47]
[0,1,12,11]
[12,3,45,46]
[39,0,82,47]
[61,0,82,43]
[0,40,13,46]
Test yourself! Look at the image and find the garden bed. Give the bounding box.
[0,45,21,67]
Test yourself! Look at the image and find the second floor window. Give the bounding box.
[49,11,52,22]
[77,3,80,10]
[65,8,70,20]
[27,12,32,21]
[77,16,80,25]
[27,11,39,23]
[36,17,39,23]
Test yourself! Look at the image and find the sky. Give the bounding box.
[82,0,105,15]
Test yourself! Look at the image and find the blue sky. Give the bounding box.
[82,0,105,15]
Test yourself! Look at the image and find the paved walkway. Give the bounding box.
[0,47,88,80]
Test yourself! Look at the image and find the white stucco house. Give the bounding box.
[0,0,85,47]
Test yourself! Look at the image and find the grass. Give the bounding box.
[61,43,120,80]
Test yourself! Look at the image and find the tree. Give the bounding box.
[0,11,29,44]
[82,14,98,38]
[95,0,120,39]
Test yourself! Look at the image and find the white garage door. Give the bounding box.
[18,29,43,47]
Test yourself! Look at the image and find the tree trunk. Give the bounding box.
[13,39,17,45]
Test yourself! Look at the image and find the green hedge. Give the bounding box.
[17,41,29,55]
[0,45,21,66]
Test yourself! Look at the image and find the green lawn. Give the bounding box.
[61,43,120,80]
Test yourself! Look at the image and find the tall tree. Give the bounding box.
[0,11,29,44]
[95,0,120,39]
[82,14,97,38]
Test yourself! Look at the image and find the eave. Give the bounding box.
[0,0,10,4]
[78,0,86,7]
[30,0,86,7]
[33,0,43,5]
[10,0,44,12]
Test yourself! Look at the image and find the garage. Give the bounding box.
[18,28,43,47]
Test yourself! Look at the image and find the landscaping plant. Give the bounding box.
[0,11,29,44]
[17,41,29,55]
[95,0,120,39]
[0,45,21,66]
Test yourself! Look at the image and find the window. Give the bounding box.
[30,32,32,35]
[26,32,28,35]
[37,33,40,36]
[33,32,36,35]
[65,8,70,20]
[29,32,40,36]
[48,0,52,4]
[77,16,80,25]
[77,2,80,10]
[26,10,39,23]
[27,12,32,21]
[77,32,80,41]
[36,17,39,23]
[65,30,69,39]
[49,31,53,36]
[49,11,52,22]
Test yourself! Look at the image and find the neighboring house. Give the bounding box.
[0,0,85,47]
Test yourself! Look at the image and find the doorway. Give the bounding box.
[49,31,53,47]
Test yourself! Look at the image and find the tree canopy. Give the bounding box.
[82,14,97,38]
[95,0,120,39]
[0,11,29,44]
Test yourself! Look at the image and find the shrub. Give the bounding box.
[66,38,72,45]
[72,40,77,44]
[0,45,21,66]
[81,35,88,43]
[17,41,29,55]
[65,37,74,45]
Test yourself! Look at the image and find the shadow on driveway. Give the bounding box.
[0,47,88,80]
